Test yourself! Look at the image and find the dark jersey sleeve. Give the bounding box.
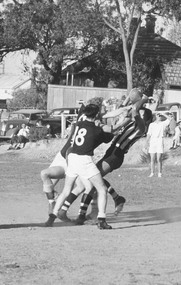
[100,130,114,143]
[60,123,76,158]
[134,115,145,134]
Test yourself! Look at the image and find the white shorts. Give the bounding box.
[66,153,100,179]
[50,151,67,171]
[149,138,164,154]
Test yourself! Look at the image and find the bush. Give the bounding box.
[140,150,169,164]
[7,88,47,111]
[29,126,51,142]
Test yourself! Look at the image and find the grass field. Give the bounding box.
[0,141,181,285]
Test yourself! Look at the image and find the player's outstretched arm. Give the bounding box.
[102,105,132,119]
[131,95,149,134]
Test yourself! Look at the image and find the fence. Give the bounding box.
[47,85,127,111]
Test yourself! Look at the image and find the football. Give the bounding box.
[129,88,142,104]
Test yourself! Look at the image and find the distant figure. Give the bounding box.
[13,124,29,150]
[166,113,176,137]
[36,119,43,127]
[7,126,20,150]
[1,120,7,136]
[0,109,3,120]
[170,121,181,149]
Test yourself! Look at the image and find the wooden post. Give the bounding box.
[61,113,66,138]
[66,71,69,86]
[71,74,74,86]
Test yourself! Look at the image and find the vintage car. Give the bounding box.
[42,107,79,137]
[0,109,47,140]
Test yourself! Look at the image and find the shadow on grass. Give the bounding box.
[0,220,75,230]
[1,207,181,230]
[106,206,181,229]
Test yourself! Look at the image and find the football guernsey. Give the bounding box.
[60,104,86,158]
[70,120,114,156]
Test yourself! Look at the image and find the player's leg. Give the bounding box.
[89,173,112,229]
[41,152,67,214]
[76,153,126,221]
[72,155,112,229]
[58,177,86,221]
[41,165,65,214]
[74,188,95,225]
[45,175,76,227]
[88,153,126,216]
[73,180,95,225]
[103,179,126,215]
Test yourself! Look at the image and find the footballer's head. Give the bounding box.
[129,88,142,104]
[84,104,100,119]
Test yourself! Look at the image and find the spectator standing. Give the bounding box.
[170,121,181,149]
[145,112,172,178]
[166,113,176,137]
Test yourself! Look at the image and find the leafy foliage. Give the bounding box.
[0,0,181,94]
[7,88,47,111]
[0,0,101,84]
[98,0,181,93]
[140,150,169,164]
[29,126,51,142]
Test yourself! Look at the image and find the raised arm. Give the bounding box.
[131,95,149,134]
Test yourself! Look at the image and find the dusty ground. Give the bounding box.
[0,139,181,285]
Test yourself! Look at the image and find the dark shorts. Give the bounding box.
[97,145,125,172]
[18,135,29,144]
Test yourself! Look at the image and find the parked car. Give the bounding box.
[0,109,47,140]
[42,107,79,137]
[155,102,181,122]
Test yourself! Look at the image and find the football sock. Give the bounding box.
[104,179,119,201]
[78,193,93,216]
[48,199,55,204]
[61,193,78,212]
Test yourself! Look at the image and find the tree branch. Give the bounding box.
[130,12,141,66]
[126,1,135,38]
[103,18,121,35]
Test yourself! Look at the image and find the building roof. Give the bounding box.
[0,75,30,90]
[164,58,181,86]
[136,31,181,87]
[137,32,181,59]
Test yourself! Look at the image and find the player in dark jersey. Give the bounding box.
[40,104,86,217]
[45,104,116,229]
[57,95,152,224]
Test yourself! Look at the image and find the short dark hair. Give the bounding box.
[141,107,153,131]
[142,107,152,123]
[84,104,100,119]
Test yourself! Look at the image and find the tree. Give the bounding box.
[0,0,100,84]
[1,0,181,97]
[7,89,39,111]
[99,0,181,97]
